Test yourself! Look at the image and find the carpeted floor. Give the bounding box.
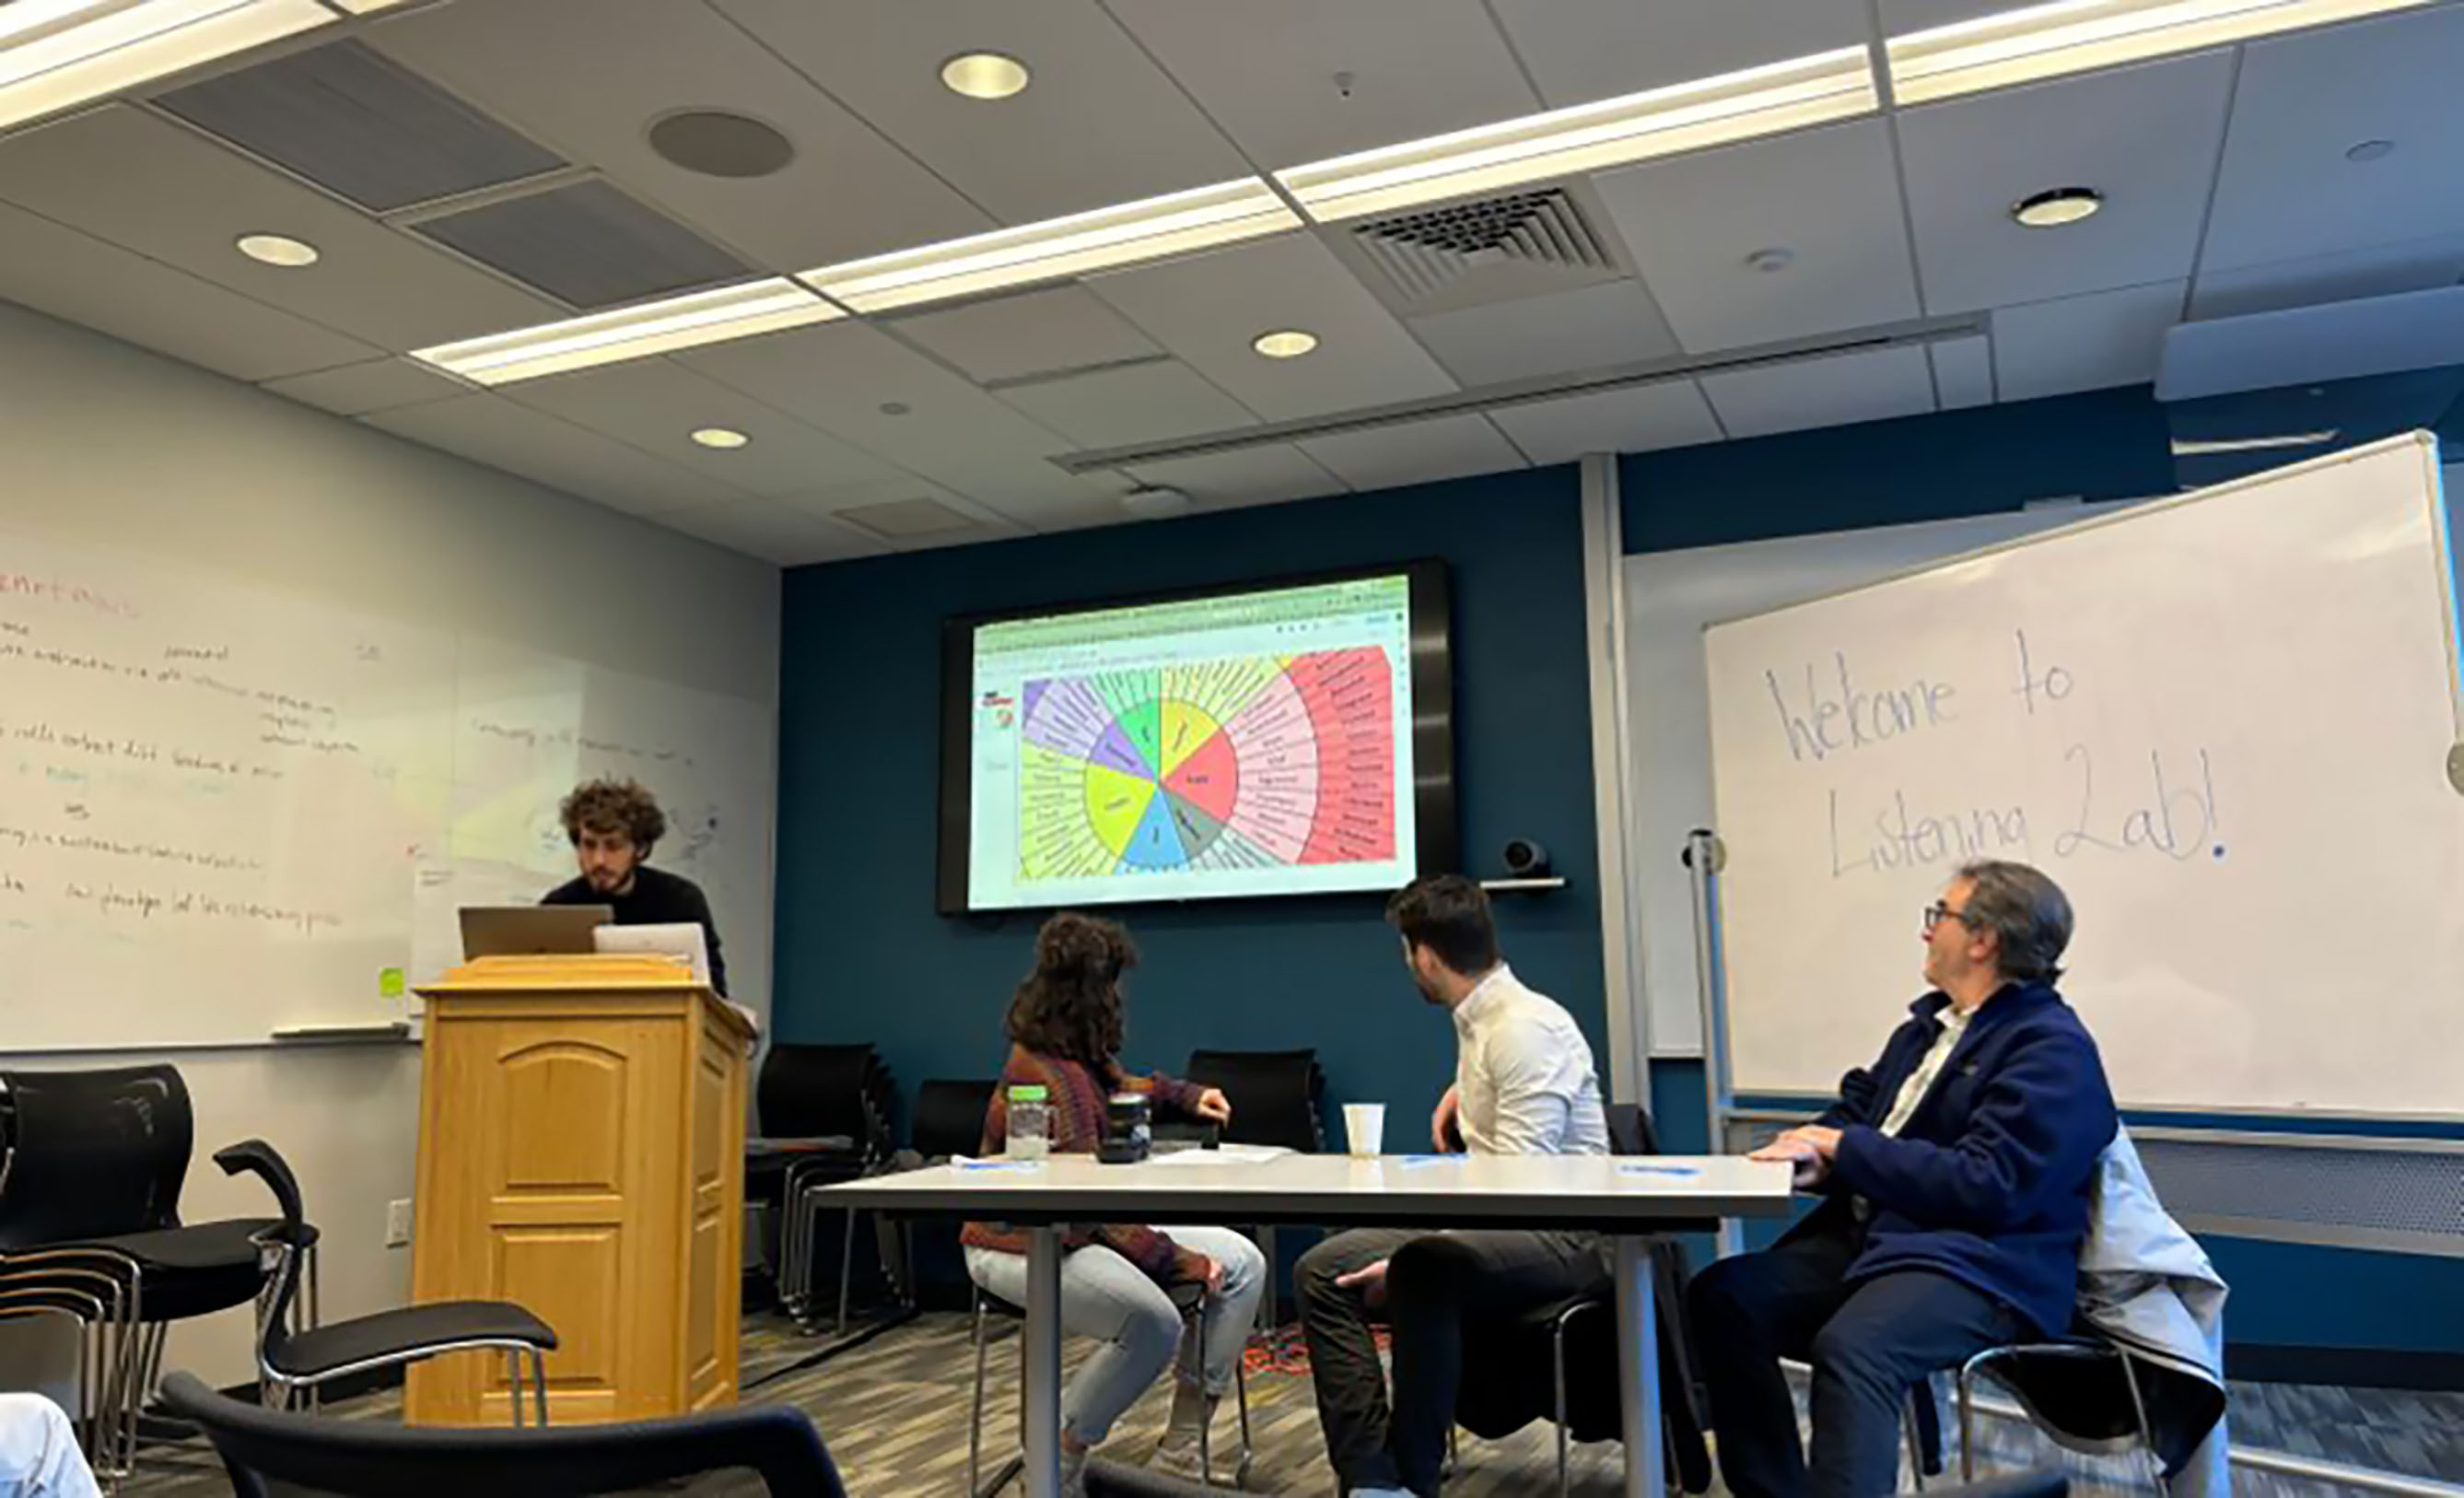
[120,1310,2464,1496]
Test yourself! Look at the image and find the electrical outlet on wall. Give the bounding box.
[386,1199,414,1247]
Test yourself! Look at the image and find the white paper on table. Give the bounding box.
[1145,1143,1292,1167]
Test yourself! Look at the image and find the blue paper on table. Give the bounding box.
[1617,1162,1701,1177]
[956,1158,1045,1173]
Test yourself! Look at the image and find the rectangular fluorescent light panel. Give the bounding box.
[0,0,338,132]
[1887,0,2438,104]
[801,179,1302,314]
[1277,47,1878,223]
[411,278,842,386]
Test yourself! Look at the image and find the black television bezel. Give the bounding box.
[935,559,1456,917]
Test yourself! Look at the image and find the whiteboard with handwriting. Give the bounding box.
[0,533,773,1049]
[1705,434,2463,1117]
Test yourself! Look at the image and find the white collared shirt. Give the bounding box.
[1879,1003,1973,1137]
[1451,965,1611,1156]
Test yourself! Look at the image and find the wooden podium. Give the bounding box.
[406,954,753,1425]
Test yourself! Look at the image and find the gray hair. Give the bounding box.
[1955,860,2073,985]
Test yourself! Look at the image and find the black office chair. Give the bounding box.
[0,1253,140,1481]
[1938,1334,2179,1492]
[888,1078,1001,1304]
[1452,1103,1711,1496]
[748,1043,895,1331]
[1181,1048,1325,1328]
[214,1140,558,1425]
[0,1066,283,1463]
[160,1370,848,1498]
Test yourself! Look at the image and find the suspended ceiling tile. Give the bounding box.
[1928,334,1996,410]
[1101,0,1539,169]
[1896,51,2235,314]
[1298,414,1527,491]
[2201,5,2464,275]
[889,287,1162,384]
[1595,119,1921,354]
[501,358,899,497]
[1992,280,2184,403]
[0,105,559,347]
[1122,444,1350,509]
[777,474,1035,551]
[1699,345,1935,439]
[2190,232,2464,322]
[680,321,1076,483]
[1088,233,1456,421]
[711,0,1248,223]
[363,393,743,517]
[370,0,993,268]
[0,200,378,381]
[259,357,468,415]
[1489,380,1723,465]
[651,499,885,567]
[1406,281,1681,387]
[993,361,1256,451]
[1489,0,1871,108]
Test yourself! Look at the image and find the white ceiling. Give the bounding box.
[2,0,2460,566]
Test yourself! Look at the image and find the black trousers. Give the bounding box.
[1298,1226,1609,1496]
[1687,1212,2026,1498]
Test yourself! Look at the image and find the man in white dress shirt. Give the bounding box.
[1298,875,1611,1498]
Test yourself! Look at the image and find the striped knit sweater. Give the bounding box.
[960,1044,1209,1287]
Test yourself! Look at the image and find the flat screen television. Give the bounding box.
[937,561,1455,914]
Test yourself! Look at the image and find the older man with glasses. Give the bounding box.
[1688,860,2118,1498]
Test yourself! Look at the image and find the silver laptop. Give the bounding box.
[458,905,613,960]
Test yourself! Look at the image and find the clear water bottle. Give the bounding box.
[1007,1083,1051,1161]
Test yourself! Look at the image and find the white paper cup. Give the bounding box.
[1342,1102,1386,1157]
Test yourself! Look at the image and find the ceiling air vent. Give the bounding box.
[1344,186,1622,312]
[410,179,752,310]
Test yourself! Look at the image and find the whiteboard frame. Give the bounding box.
[1701,431,2463,1125]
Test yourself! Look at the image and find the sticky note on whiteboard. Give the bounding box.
[379,966,406,999]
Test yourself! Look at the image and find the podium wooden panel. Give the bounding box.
[406,955,752,1425]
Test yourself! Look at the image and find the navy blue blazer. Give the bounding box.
[1802,981,2117,1337]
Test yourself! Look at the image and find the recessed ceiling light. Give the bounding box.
[236,232,319,267]
[1252,330,1319,359]
[690,427,750,450]
[2011,187,2103,228]
[2346,139,2396,163]
[941,52,1030,100]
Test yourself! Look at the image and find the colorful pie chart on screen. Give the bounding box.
[1015,649,1396,882]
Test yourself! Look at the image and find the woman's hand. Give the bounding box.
[1195,1252,1223,1295]
[1193,1087,1232,1125]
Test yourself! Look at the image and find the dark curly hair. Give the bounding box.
[559,778,667,852]
[1006,912,1134,1065]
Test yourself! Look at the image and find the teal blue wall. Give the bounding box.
[1622,382,2464,1362]
[774,464,1605,1142]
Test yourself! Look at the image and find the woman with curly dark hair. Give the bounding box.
[962,913,1263,1492]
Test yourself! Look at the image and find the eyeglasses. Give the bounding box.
[1923,901,1981,933]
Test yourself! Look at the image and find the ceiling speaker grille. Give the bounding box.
[1349,188,1613,304]
[155,41,564,213]
[411,180,751,310]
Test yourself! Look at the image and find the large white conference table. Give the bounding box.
[819,1151,1792,1498]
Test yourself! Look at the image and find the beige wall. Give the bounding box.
[0,301,779,1388]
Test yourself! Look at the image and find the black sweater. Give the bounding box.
[541,864,728,997]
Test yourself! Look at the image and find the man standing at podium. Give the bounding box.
[541,777,729,997]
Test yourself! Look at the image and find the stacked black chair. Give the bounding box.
[749,1043,896,1331]
[160,1369,848,1498]
[893,1079,1001,1304]
[214,1140,557,1424]
[0,1065,285,1477]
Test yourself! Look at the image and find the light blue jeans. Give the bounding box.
[965,1226,1267,1445]
[0,1395,101,1498]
